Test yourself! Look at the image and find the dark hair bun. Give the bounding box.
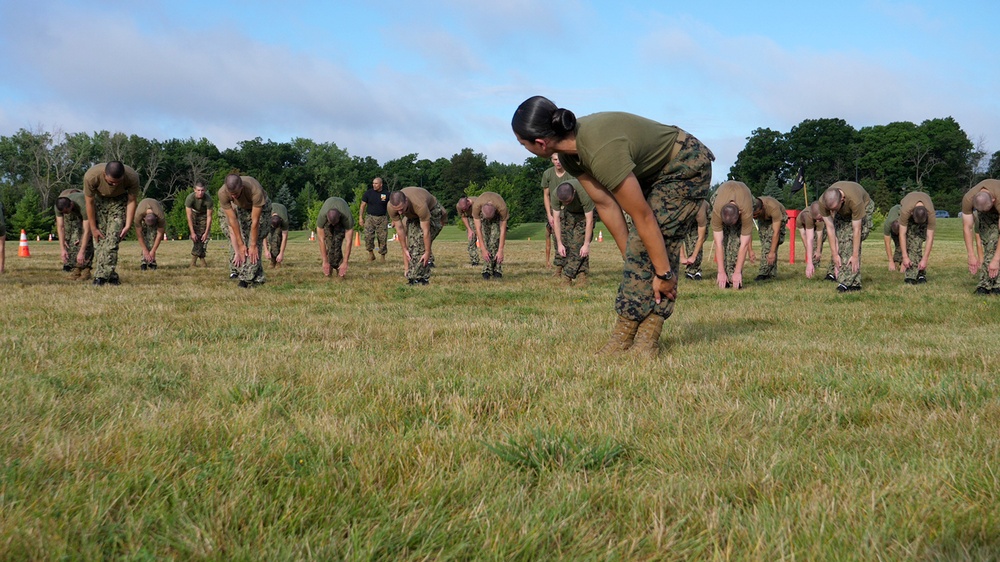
[551,108,577,136]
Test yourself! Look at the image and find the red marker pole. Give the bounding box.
[785,209,799,264]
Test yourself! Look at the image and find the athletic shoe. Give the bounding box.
[140,263,148,271]
[825,273,837,281]
[693,272,702,280]
[493,273,502,280]
[904,278,917,285]
[482,272,491,280]
[229,272,238,279]
[93,278,107,286]
[686,272,695,280]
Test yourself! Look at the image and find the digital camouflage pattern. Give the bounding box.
[140,222,160,266]
[721,223,742,278]
[976,209,1000,291]
[833,198,874,289]
[220,219,236,277]
[405,202,445,283]
[364,215,389,256]
[62,210,94,269]
[191,211,208,258]
[757,219,787,279]
[902,221,927,282]
[561,210,590,279]
[267,222,285,261]
[323,226,347,269]
[682,225,703,278]
[480,216,503,277]
[92,193,127,280]
[466,228,480,266]
[230,200,272,285]
[616,133,713,321]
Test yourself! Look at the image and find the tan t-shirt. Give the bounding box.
[389,187,438,222]
[55,189,89,220]
[83,163,140,198]
[899,191,936,230]
[710,181,754,235]
[818,181,871,221]
[471,192,509,221]
[796,208,818,230]
[758,196,786,226]
[961,179,1000,215]
[134,198,166,228]
[218,176,269,211]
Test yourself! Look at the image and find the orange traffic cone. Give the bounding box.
[18,230,31,257]
[354,231,361,247]
[598,231,603,242]
[309,231,315,241]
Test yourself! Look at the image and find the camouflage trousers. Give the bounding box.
[191,212,208,258]
[550,216,566,270]
[561,211,590,279]
[889,233,902,269]
[323,227,347,269]
[682,225,702,277]
[267,228,284,261]
[230,202,272,284]
[617,130,714,321]
[721,223,742,278]
[976,210,1000,291]
[220,220,236,276]
[757,221,787,278]
[833,199,874,288]
[62,213,94,269]
[364,215,388,255]
[902,223,927,282]
[140,224,159,266]
[481,217,503,277]
[466,228,480,266]
[405,203,444,282]
[93,193,127,280]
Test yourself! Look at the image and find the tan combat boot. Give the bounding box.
[380,253,386,262]
[575,272,587,287]
[368,251,376,261]
[200,258,207,267]
[68,267,82,280]
[597,315,639,355]
[190,256,198,268]
[630,314,665,358]
[78,267,92,281]
[561,275,572,286]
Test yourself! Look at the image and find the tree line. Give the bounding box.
[3,116,998,238]
[728,116,999,214]
[0,129,550,238]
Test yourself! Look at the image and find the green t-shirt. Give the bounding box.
[883,205,901,237]
[558,112,679,192]
[540,166,574,193]
[552,178,595,215]
[270,203,289,230]
[54,189,89,221]
[185,191,214,214]
[316,197,354,230]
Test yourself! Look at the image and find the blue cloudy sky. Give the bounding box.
[0,0,997,180]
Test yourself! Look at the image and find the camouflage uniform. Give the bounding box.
[323,227,347,269]
[561,210,590,279]
[92,193,128,281]
[191,212,209,258]
[139,222,160,267]
[364,215,389,256]
[757,217,787,278]
[405,203,445,283]
[220,219,237,277]
[231,201,272,285]
[465,228,480,266]
[902,221,927,282]
[721,222,742,279]
[617,133,714,321]
[60,206,94,270]
[682,225,703,278]
[480,216,503,277]
[832,198,874,289]
[976,209,1000,292]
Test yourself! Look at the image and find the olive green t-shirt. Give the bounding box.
[883,205,901,237]
[818,181,871,221]
[134,198,166,229]
[899,192,936,230]
[540,166,575,193]
[471,192,509,221]
[316,198,353,230]
[218,176,269,211]
[55,189,89,221]
[388,187,438,222]
[270,203,290,230]
[185,191,214,214]
[710,181,755,235]
[83,163,140,198]
[758,196,786,226]
[558,112,679,192]
[552,178,595,215]
[961,179,1000,215]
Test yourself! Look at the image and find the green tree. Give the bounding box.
[464,176,524,230]
[273,185,298,228]
[729,127,789,192]
[9,188,53,238]
[440,148,488,211]
[296,182,320,228]
[166,187,193,239]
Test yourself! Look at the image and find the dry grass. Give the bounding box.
[0,220,998,560]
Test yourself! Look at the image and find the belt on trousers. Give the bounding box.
[668,129,689,163]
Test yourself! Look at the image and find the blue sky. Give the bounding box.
[1,0,997,182]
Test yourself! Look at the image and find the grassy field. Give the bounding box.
[1,218,998,560]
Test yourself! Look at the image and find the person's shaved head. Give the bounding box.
[326,209,342,227]
[890,220,900,235]
[105,161,125,179]
[481,203,497,220]
[809,202,822,218]
[144,212,158,227]
[752,197,763,217]
[556,182,576,204]
[912,205,928,225]
[456,197,472,213]
[225,174,243,193]
[822,188,844,212]
[55,197,73,214]
[721,203,740,226]
[973,191,994,212]
[389,191,407,207]
[270,214,282,229]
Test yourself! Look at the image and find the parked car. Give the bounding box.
[935,210,950,218]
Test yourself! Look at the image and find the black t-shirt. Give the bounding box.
[362,189,389,216]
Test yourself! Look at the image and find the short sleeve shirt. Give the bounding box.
[134,198,166,229]
[316,197,354,230]
[540,166,575,193]
[961,179,1000,215]
[55,189,89,221]
[361,188,390,216]
[218,176,268,211]
[558,112,679,192]
[818,181,871,221]
[796,208,818,230]
[388,187,437,222]
[710,181,755,235]
[471,192,509,221]
[270,203,290,231]
[185,191,214,215]
[883,205,901,237]
[899,192,936,230]
[758,196,786,226]
[553,178,595,215]
[83,163,140,199]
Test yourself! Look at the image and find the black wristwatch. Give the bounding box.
[654,270,674,281]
